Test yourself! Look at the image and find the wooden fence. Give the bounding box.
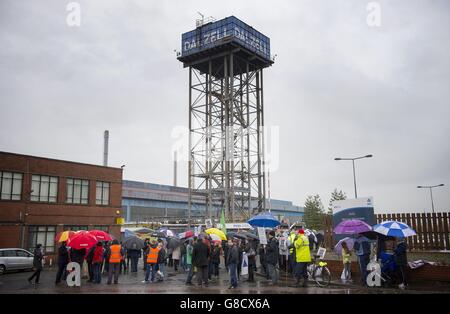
[323,212,450,252]
[375,212,450,251]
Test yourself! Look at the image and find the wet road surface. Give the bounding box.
[1,264,449,294]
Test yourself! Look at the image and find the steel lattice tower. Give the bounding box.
[177,16,273,224]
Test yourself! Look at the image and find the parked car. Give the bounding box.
[0,248,34,275]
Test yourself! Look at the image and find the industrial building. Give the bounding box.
[122,180,304,225]
[0,151,123,258]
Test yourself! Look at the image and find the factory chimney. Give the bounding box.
[103,130,109,166]
[173,151,177,187]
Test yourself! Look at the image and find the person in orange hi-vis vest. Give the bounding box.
[142,240,160,283]
[107,239,123,284]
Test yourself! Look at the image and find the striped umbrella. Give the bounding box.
[373,221,416,238]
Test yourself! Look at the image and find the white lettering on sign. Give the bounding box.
[66,262,81,287]
[183,25,268,58]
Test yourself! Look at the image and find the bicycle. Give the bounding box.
[307,254,331,287]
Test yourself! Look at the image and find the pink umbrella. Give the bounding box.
[67,231,98,250]
[87,230,113,241]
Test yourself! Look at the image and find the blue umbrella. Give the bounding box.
[248,212,280,228]
[373,221,416,238]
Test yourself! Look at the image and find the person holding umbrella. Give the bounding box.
[394,237,408,289]
[341,241,352,282]
[128,243,142,273]
[143,240,160,283]
[192,237,209,287]
[86,245,96,282]
[354,234,371,286]
[373,220,416,289]
[226,239,239,289]
[244,238,257,282]
[70,248,86,274]
[172,243,181,272]
[157,241,167,281]
[92,242,104,284]
[185,238,195,285]
[210,241,221,279]
[106,239,123,284]
[143,238,150,271]
[266,231,279,286]
[102,242,110,274]
[55,241,69,285]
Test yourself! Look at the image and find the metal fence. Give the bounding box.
[323,212,450,251]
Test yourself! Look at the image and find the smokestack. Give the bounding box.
[173,151,177,187]
[103,130,109,166]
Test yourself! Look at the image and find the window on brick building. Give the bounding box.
[31,175,58,203]
[28,225,56,253]
[96,181,110,205]
[92,225,109,232]
[63,225,88,231]
[66,178,89,204]
[0,171,23,200]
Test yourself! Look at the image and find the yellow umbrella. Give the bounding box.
[55,230,75,242]
[205,228,227,241]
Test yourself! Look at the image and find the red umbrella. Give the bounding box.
[67,231,98,250]
[178,230,194,239]
[87,230,113,241]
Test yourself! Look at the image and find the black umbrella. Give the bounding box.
[122,236,145,250]
[167,237,181,249]
[227,231,247,240]
[359,230,381,240]
[151,231,166,238]
[242,231,259,240]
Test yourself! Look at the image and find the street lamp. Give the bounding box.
[334,154,373,198]
[417,184,444,214]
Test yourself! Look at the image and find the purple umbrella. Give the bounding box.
[333,219,372,235]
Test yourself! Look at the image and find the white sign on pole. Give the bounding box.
[257,227,267,245]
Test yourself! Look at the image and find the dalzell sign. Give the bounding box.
[180,16,271,61]
[331,197,376,242]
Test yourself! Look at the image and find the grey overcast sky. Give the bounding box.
[1,0,449,214]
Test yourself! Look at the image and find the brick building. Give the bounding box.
[0,151,123,258]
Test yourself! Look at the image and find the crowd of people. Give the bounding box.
[337,234,408,289]
[26,226,407,290]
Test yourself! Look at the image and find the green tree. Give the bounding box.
[304,194,325,230]
[328,189,347,215]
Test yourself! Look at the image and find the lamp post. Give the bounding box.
[334,154,373,198]
[417,184,444,214]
